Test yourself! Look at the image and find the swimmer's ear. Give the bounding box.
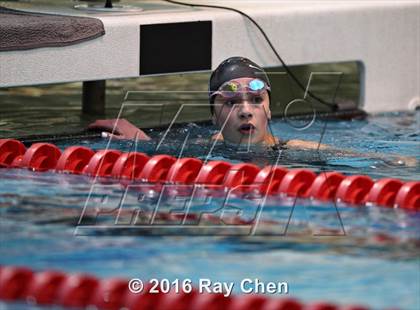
[211,112,217,125]
[265,92,272,120]
[266,107,272,120]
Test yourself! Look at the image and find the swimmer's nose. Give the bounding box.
[238,102,253,120]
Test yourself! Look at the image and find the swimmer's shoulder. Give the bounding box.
[284,139,330,150]
[212,132,224,141]
[270,137,330,151]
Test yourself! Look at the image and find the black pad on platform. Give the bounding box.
[140,21,212,75]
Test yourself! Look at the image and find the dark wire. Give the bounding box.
[164,0,338,111]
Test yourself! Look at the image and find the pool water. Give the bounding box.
[0,112,419,309]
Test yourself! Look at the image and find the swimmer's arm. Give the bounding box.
[88,119,151,140]
[285,139,418,167]
[285,139,330,150]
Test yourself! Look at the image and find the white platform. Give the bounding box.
[0,0,419,112]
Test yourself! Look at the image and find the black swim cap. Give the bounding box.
[209,56,271,113]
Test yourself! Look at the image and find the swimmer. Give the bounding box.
[89,57,417,167]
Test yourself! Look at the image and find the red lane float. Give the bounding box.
[56,274,99,308]
[261,297,303,310]
[189,292,232,310]
[25,271,66,305]
[0,266,33,300]
[154,289,199,310]
[336,175,374,205]
[0,139,418,211]
[254,166,288,195]
[124,282,164,309]
[306,302,338,310]
[394,182,420,210]
[229,294,267,310]
[366,178,404,208]
[56,146,95,174]
[90,278,128,310]
[167,157,203,184]
[83,150,122,177]
[223,163,260,188]
[0,265,377,310]
[140,154,176,182]
[308,172,345,201]
[20,143,61,171]
[0,139,26,168]
[196,161,232,185]
[111,152,149,180]
[278,169,317,197]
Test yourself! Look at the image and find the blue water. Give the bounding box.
[0,112,419,310]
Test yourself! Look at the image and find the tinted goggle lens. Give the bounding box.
[215,79,269,98]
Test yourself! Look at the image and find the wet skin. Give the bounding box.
[211,77,276,146]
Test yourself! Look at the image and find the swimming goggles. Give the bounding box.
[211,78,270,99]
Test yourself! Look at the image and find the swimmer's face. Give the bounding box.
[212,77,272,144]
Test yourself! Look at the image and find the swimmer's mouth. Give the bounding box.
[239,123,256,134]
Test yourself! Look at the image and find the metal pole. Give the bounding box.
[82,80,106,115]
[104,0,113,8]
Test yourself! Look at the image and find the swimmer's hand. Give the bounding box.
[88,119,151,141]
[386,156,418,168]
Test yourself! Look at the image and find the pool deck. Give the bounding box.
[0,0,419,113]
